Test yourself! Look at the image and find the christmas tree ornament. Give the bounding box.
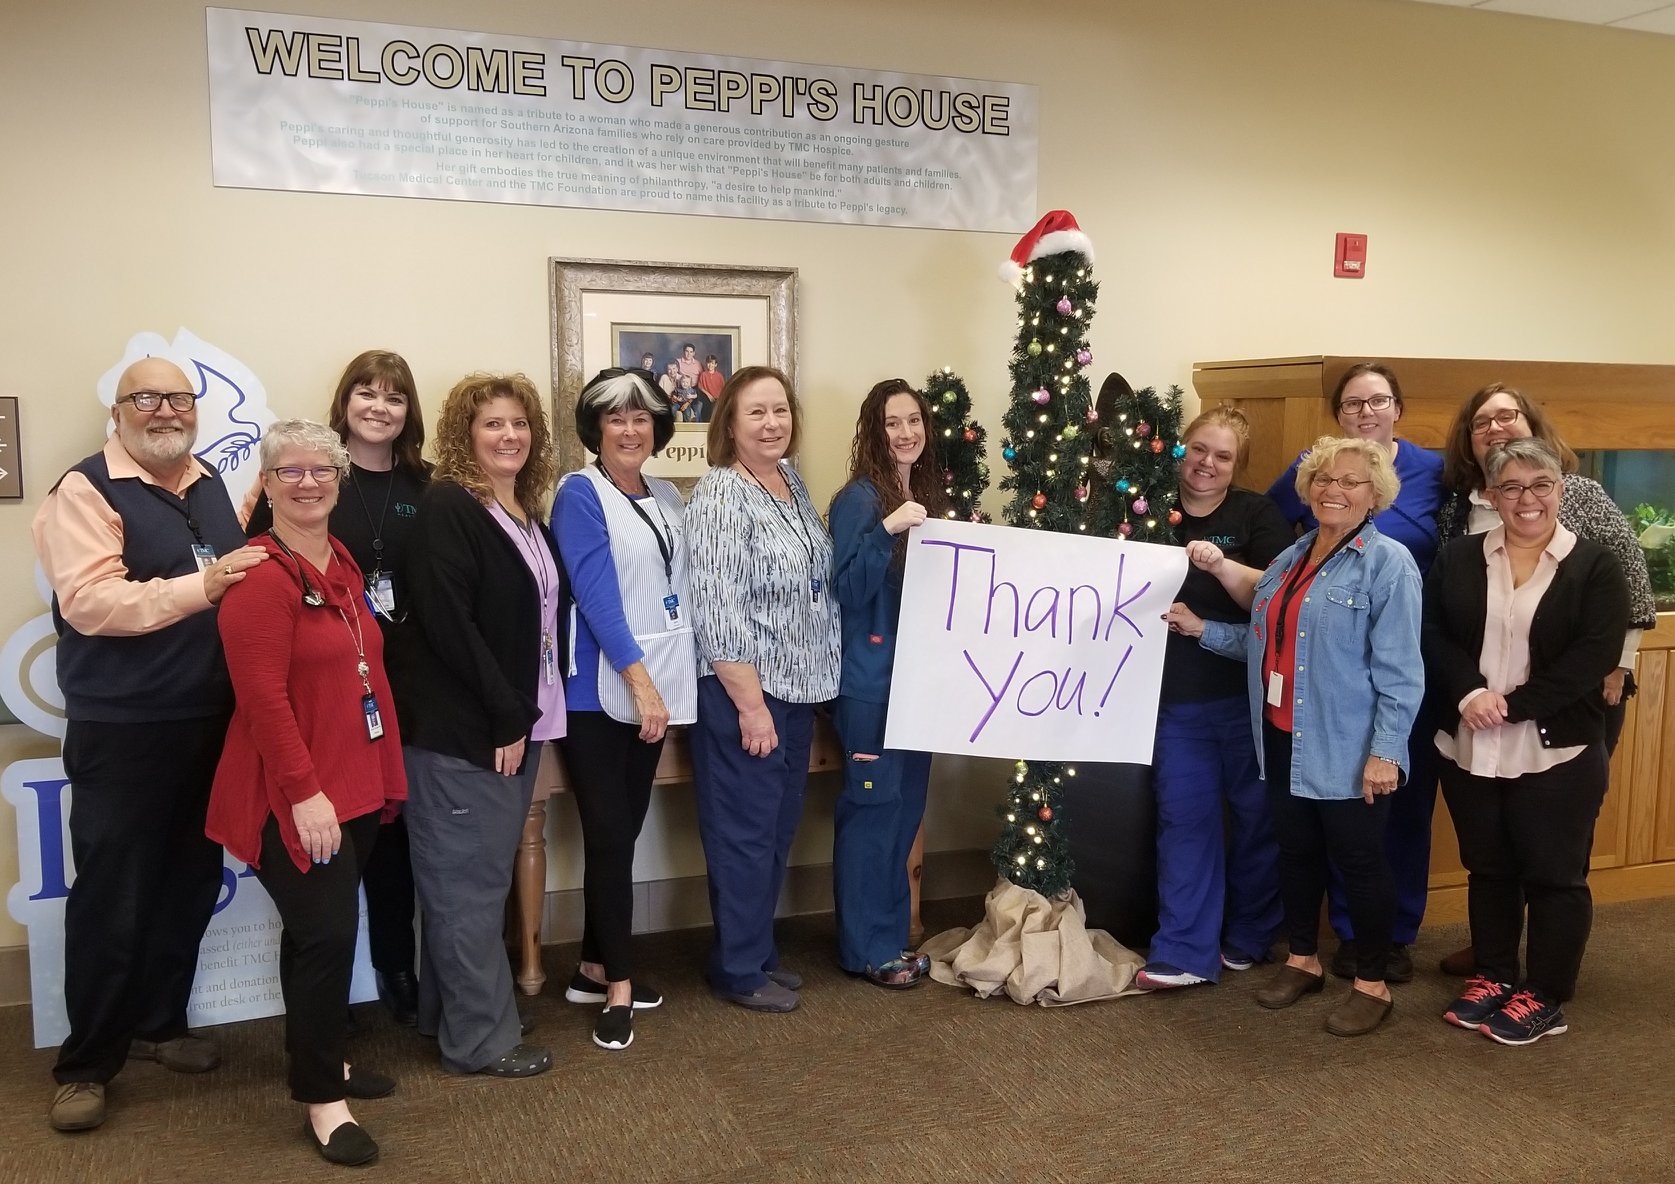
[963,428,977,442]
[1056,296,1073,315]
[1003,445,1016,461]
[1151,438,1165,454]
[1118,521,1132,537]
[1168,509,1182,525]
[1031,491,1047,510]
[1172,443,1186,458]
[1061,424,1079,439]
[1075,348,1092,366]
[1075,484,1088,500]
[1116,478,1130,492]
[1086,408,1099,424]
[1038,806,1053,821]
[1027,339,1043,357]
[1136,421,1151,438]
[941,389,957,404]
[1132,497,1148,514]
[1031,388,1051,404]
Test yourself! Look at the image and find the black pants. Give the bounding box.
[558,712,663,982]
[253,811,380,1103]
[1263,724,1394,983]
[54,716,229,1085]
[1439,744,1607,1002]
[361,813,416,976]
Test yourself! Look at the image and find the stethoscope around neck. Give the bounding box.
[268,528,328,608]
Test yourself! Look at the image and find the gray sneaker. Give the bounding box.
[714,980,801,1012]
[49,1082,105,1132]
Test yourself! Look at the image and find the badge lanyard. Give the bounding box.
[269,530,385,741]
[142,473,216,572]
[510,513,558,687]
[596,461,682,628]
[738,461,823,609]
[349,465,398,618]
[1264,524,1361,689]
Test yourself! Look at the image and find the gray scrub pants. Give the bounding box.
[403,744,539,1073]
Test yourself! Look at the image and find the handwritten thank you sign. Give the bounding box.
[883,520,1187,762]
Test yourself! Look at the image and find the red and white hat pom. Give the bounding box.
[998,209,1095,286]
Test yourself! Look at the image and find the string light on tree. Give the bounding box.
[924,367,993,524]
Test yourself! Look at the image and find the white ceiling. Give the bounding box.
[1404,0,1675,35]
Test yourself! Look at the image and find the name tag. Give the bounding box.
[1266,670,1285,708]
[368,573,396,618]
[663,593,682,628]
[191,544,217,573]
[362,692,385,741]
[809,576,823,609]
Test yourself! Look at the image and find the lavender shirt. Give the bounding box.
[490,502,567,742]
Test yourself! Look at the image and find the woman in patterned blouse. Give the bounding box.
[685,366,842,1013]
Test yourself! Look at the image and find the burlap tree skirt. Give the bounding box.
[921,878,1145,1005]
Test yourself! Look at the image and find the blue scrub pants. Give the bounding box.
[689,676,813,994]
[830,696,931,972]
[1148,696,1282,982]
[1329,699,1438,946]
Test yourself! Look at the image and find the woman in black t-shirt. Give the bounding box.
[246,350,430,1026]
[1137,406,1293,991]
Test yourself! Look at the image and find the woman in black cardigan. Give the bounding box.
[398,373,563,1078]
[1423,439,1629,1047]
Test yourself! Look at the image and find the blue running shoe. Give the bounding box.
[1443,977,1515,1030]
[1480,988,1567,1046]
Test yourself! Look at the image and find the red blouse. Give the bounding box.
[1261,559,1323,734]
[207,535,407,872]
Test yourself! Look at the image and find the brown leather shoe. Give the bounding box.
[129,1035,219,1073]
[1439,945,1476,977]
[49,1082,105,1132]
[1255,964,1326,1009]
[1326,987,1394,1036]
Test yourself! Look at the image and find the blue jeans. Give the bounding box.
[688,676,813,994]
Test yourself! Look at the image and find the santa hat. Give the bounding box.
[998,209,1094,285]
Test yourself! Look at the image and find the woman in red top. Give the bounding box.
[207,419,407,1168]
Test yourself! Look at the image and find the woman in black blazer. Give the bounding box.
[1423,438,1629,1047]
[398,373,564,1079]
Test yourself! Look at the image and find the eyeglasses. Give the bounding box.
[1309,473,1371,491]
[118,390,198,413]
[1470,408,1523,435]
[1338,395,1394,414]
[268,466,342,484]
[1489,478,1557,500]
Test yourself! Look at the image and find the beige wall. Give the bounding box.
[2,0,1673,948]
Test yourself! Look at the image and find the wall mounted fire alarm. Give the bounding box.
[1335,233,1367,279]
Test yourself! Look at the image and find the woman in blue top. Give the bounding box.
[828,379,950,990]
[551,368,696,1052]
[1171,436,1423,1036]
[1266,362,1443,983]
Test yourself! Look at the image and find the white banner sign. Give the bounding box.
[206,10,1038,232]
[884,520,1189,763]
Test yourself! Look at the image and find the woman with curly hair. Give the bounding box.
[827,379,949,989]
[397,373,562,1079]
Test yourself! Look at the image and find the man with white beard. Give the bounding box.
[32,357,269,1132]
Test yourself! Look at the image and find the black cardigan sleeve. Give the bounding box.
[1422,537,1490,712]
[406,482,538,748]
[1502,544,1630,725]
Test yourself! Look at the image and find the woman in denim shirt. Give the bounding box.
[1167,436,1423,1036]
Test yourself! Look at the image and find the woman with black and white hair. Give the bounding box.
[551,368,696,1050]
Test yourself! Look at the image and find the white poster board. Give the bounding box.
[883,520,1189,763]
[205,9,1038,232]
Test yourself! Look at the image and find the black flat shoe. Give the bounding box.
[304,1119,379,1167]
[375,970,419,1026]
[471,1043,552,1078]
[342,1066,396,1099]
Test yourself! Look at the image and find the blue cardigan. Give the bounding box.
[829,479,905,704]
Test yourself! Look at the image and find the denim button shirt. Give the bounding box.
[1201,521,1423,800]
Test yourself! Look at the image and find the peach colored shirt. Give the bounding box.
[1435,523,1585,778]
[31,435,217,637]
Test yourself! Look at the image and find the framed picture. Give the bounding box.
[550,258,798,492]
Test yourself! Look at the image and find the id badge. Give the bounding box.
[191,544,217,573]
[809,576,824,608]
[541,631,557,687]
[1266,670,1285,709]
[368,572,397,618]
[362,692,385,741]
[663,593,682,628]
